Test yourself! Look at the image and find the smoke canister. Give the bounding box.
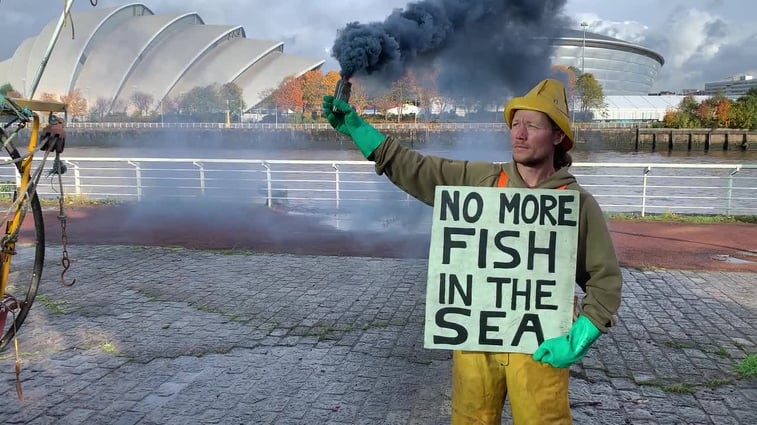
[332,79,352,112]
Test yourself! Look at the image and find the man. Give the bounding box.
[322,78,622,425]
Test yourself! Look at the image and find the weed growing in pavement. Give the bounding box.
[704,378,732,389]
[661,383,696,393]
[736,354,757,378]
[662,340,693,349]
[35,295,66,314]
[101,341,118,355]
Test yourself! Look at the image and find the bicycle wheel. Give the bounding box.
[0,146,45,351]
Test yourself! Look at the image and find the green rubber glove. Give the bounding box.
[532,315,602,368]
[322,95,385,159]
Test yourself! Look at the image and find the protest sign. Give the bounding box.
[424,186,580,353]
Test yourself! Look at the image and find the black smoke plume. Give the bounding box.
[331,0,570,100]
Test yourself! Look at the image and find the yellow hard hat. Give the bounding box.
[504,78,574,151]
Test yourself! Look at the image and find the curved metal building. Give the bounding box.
[549,29,665,95]
[0,3,324,112]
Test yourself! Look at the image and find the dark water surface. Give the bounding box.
[64,134,757,164]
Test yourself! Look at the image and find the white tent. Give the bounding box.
[386,104,421,116]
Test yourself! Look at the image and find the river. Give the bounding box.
[63,133,757,164]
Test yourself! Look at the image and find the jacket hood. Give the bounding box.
[503,163,577,189]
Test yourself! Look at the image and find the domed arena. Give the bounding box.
[549,29,665,95]
[0,2,324,113]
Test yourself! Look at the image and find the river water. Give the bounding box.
[64,134,757,164]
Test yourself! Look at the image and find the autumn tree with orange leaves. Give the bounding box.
[271,75,304,113]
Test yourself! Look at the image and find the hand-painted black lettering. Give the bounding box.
[527,231,557,273]
[521,194,539,224]
[434,307,471,345]
[463,192,484,223]
[486,276,512,309]
[499,192,521,224]
[479,311,508,346]
[439,190,460,221]
[558,194,577,226]
[535,280,559,310]
[478,228,488,269]
[510,313,545,346]
[540,194,558,225]
[442,227,475,264]
[493,230,520,269]
[510,278,532,311]
[444,273,473,306]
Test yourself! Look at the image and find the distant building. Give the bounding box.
[590,95,710,122]
[0,3,323,113]
[703,75,757,97]
[547,29,665,95]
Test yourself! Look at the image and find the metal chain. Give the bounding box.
[1,296,23,399]
[56,152,75,286]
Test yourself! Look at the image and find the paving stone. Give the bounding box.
[0,246,753,424]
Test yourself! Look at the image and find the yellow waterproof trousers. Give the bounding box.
[451,351,571,425]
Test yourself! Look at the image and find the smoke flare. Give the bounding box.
[331,0,570,100]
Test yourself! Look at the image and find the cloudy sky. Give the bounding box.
[2,0,755,92]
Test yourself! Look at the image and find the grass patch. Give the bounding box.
[661,383,696,393]
[662,340,693,349]
[101,341,119,355]
[713,347,731,358]
[35,295,66,314]
[704,378,732,389]
[735,354,757,378]
[607,212,756,224]
[39,195,120,207]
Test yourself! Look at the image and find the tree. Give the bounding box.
[300,70,325,117]
[322,71,341,94]
[130,91,154,117]
[576,73,604,115]
[386,74,419,122]
[89,97,110,121]
[730,90,757,129]
[0,83,14,96]
[550,65,578,100]
[178,85,221,117]
[218,82,245,116]
[59,89,87,121]
[713,96,732,128]
[271,76,304,113]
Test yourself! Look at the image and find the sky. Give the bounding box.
[1,0,755,93]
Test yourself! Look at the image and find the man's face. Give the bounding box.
[509,109,563,168]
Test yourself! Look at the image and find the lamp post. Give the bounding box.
[580,21,588,73]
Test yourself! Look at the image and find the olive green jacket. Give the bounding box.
[371,137,622,332]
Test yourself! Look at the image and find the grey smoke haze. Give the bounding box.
[331,0,571,101]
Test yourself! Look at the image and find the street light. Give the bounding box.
[580,21,589,73]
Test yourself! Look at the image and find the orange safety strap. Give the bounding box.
[497,170,568,190]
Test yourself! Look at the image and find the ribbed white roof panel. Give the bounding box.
[28,5,154,98]
[3,37,35,96]
[168,38,283,99]
[115,24,240,108]
[234,54,325,108]
[76,13,200,104]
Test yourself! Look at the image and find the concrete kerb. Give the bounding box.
[0,245,754,424]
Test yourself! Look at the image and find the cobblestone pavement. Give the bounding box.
[0,245,755,424]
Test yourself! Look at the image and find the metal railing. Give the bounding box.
[2,158,755,216]
[67,122,509,131]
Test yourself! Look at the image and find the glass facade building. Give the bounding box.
[548,30,665,96]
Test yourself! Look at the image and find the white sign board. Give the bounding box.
[424,186,580,353]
